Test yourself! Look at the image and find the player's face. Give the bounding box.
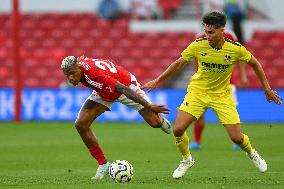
[204,25,224,47]
[63,65,83,86]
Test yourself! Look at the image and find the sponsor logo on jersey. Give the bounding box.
[201,62,229,72]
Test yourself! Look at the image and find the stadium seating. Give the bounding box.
[245,31,284,88]
[0,13,283,89]
[158,0,182,19]
[0,13,195,88]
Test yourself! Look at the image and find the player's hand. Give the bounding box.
[148,104,170,114]
[264,89,282,105]
[141,79,159,92]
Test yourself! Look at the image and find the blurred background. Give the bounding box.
[0,0,283,122]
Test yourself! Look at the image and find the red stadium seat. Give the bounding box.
[1,78,15,87]
[158,0,182,19]
[252,31,271,39]
[0,67,9,79]
[275,78,284,88]
[0,48,11,58]
[25,78,46,87]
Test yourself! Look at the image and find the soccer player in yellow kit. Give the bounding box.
[142,11,282,178]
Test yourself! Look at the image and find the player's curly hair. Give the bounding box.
[202,11,226,28]
[61,56,77,70]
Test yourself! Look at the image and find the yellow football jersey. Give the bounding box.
[181,37,252,93]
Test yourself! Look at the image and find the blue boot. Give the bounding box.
[232,144,241,151]
[189,141,201,150]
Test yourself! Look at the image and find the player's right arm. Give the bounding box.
[115,82,170,114]
[142,57,189,92]
[142,42,196,92]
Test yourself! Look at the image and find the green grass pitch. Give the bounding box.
[0,122,283,189]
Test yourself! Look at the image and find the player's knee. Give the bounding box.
[75,119,90,132]
[173,126,184,137]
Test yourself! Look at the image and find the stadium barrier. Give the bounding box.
[0,88,283,122]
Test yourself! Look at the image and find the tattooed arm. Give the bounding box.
[115,82,170,114]
[115,82,151,108]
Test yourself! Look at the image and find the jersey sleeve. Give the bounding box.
[181,42,197,62]
[238,45,252,63]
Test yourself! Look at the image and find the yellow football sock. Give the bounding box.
[240,134,253,154]
[175,132,190,159]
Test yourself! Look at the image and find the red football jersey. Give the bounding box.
[78,57,131,102]
[195,31,238,84]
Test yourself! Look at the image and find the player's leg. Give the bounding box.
[119,73,172,134]
[230,84,241,150]
[75,94,110,180]
[213,93,267,172]
[189,113,205,150]
[138,108,172,134]
[223,124,267,172]
[75,100,108,162]
[172,92,206,178]
[174,110,197,156]
[172,110,197,178]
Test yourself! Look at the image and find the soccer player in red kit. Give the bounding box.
[189,30,248,150]
[60,56,172,180]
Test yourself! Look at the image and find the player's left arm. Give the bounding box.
[236,61,248,87]
[247,55,282,105]
[115,82,170,114]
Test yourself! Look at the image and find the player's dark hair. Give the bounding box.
[202,11,226,28]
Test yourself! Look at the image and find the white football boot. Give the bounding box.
[91,162,111,180]
[172,154,195,178]
[160,118,172,134]
[247,149,267,173]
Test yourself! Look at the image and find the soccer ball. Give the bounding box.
[108,160,134,182]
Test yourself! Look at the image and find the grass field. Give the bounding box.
[0,122,283,189]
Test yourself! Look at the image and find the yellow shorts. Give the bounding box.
[178,91,240,124]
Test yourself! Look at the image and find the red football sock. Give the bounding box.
[89,144,107,165]
[194,123,205,144]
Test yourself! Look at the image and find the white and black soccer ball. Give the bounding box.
[108,160,134,182]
